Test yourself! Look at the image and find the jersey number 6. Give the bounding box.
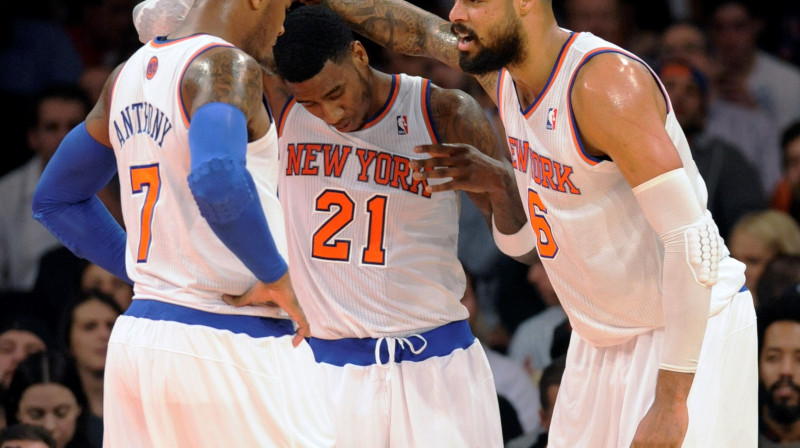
[528,188,558,258]
[312,189,387,265]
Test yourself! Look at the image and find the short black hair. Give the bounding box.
[3,351,76,427]
[539,354,566,411]
[0,423,57,448]
[757,285,800,356]
[27,83,91,129]
[782,120,800,153]
[273,5,355,83]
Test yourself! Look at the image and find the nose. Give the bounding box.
[322,103,344,126]
[42,413,58,434]
[449,0,466,23]
[780,357,797,376]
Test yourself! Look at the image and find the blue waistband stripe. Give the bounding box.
[307,320,475,367]
[124,299,294,338]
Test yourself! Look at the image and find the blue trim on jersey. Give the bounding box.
[739,284,748,293]
[262,94,273,125]
[125,299,295,338]
[568,48,670,165]
[516,32,574,117]
[178,43,235,126]
[306,320,475,367]
[423,79,442,144]
[364,74,397,124]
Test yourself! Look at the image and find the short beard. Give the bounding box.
[763,378,800,425]
[454,20,524,75]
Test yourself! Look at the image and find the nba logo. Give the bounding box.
[546,108,557,130]
[397,115,408,135]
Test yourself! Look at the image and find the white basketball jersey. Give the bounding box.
[496,32,746,346]
[109,35,289,317]
[278,74,468,338]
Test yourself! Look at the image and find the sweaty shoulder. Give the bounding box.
[570,52,667,153]
[181,46,269,139]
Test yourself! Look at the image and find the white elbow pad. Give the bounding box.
[633,168,721,372]
[492,215,537,257]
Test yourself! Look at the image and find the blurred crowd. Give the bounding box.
[1,0,800,446]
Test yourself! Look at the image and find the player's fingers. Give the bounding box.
[292,320,311,347]
[413,143,458,157]
[222,291,250,307]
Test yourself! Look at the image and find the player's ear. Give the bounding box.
[518,0,536,17]
[351,41,369,68]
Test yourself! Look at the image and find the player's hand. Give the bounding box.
[630,397,689,447]
[222,272,311,347]
[409,143,508,194]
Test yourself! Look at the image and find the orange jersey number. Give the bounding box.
[528,189,558,258]
[312,190,388,265]
[130,164,161,263]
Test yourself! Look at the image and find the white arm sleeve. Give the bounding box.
[633,168,721,373]
[492,215,537,258]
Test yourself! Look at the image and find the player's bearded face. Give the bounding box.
[763,376,800,424]
[452,17,524,75]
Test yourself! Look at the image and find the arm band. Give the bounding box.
[492,215,536,257]
[187,102,287,284]
[633,168,718,373]
[32,123,131,284]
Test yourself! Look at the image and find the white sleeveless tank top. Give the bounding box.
[496,32,746,346]
[110,34,289,318]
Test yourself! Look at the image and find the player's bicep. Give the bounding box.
[571,54,681,187]
[431,87,504,161]
[181,48,264,124]
[85,63,125,148]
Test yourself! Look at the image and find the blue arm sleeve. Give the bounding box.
[187,102,287,283]
[32,123,132,284]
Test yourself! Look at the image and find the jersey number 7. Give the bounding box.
[130,164,161,263]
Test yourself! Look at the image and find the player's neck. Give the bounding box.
[506,25,571,107]
[367,69,394,118]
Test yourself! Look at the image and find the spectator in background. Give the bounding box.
[508,254,567,385]
[59,291,120,448]
[710,1,800,130]
[757,289,800,447]
[0,85,90,293]
[66,0,139,69]
[529,355,567,448]
[79,264,132,312]
[0,423,56,448]
[771,121,800,221]
[658,60,766,240]
[0,4,84,177]
[462,270,542,443]
[756,254,800,309]
[0,316,52,391]
[659,21,783,195]
[3,351,92,448]
[729,210,800,304]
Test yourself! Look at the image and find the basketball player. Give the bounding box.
[31,0,335,446]
[311,0,759,447]
[256,6,527,446]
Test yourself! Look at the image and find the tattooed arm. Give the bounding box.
[321,0,499,103]
[181,47,271,141]
[414,85,526,242]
